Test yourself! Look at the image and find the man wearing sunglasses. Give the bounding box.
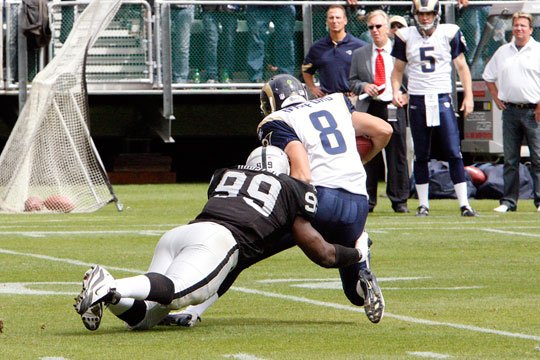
[349,10,410,214]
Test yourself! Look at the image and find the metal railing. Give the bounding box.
[3,0,492,95]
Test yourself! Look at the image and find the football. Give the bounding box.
[356,136,373,158]
[24,195,44,212]
[464,165,487,186]
[43,194,75,213]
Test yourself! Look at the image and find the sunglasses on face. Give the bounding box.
[391,23,404,29]
[368,24,384,30]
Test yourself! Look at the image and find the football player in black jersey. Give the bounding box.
[74,145,370,331]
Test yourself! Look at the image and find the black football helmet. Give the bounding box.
[260,74,308,116]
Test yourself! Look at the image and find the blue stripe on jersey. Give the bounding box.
[258,119,299,151]
[449,30,467,59]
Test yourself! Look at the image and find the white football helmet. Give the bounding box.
[411,0,440,33]
[245,145,290,175]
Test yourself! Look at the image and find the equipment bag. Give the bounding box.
[475,163,534,199]
[20,0,52,49]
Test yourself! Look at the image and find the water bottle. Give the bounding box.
[193,69,201,84]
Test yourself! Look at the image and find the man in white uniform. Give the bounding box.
[391,0,477,217]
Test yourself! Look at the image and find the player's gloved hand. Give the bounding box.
[355,231,370,263]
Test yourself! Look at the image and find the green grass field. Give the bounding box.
[1,184,539,359]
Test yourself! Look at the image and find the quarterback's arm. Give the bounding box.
[453,53,474,118]
[352,112,393,164]
[292,216,361,268]
[284,140,312,183]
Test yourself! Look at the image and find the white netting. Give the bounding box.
[0,0,123,213]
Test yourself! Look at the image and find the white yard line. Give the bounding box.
[407,351,451,359]
[481,228,540,237]
[231,287,540,342]
[1,248,539,342]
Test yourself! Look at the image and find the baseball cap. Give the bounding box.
[389,15,408,28]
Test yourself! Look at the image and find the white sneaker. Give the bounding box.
[74,265,116,317]
[537,205,540,212]
[494,204,509,213]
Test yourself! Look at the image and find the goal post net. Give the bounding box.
[0,0,123,213]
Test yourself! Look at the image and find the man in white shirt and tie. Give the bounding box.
[349,9,410,214]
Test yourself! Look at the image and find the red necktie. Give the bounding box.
[374,48,385,94]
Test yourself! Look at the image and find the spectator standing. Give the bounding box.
[349,10,410,213]
[391,0,477,217]
[302,5,367,98]
[171,5,194,83]
[482,11,540,213]
[201,4,241,83]
[389,15,408,38]
[246,4,296,82]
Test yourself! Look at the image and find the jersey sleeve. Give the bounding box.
[281,175,318,221]
[257,117,301,150]
[391,34,407,62]
[449,28,467,59]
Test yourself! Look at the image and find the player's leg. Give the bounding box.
[160,233,296,327]
[311,187,384,322]
[437,96,477,216]
[75,222,239,331]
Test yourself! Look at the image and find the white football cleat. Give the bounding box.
[74,265,116,322]
[74,291,103,331]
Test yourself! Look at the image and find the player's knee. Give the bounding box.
[145,272,175,305]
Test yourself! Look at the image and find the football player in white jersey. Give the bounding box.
[256,74,391,321]
[74,146,372,331]
[161,75,392,327]
[390,0,477,217]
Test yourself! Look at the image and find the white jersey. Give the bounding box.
[257,93,367,196]
[482,38,540,104]
[392,24,466,95]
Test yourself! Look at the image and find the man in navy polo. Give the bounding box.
[302,5,367,97]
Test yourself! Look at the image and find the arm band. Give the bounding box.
[333,244,361,268]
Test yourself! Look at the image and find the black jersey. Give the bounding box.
[191,166,318,261]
